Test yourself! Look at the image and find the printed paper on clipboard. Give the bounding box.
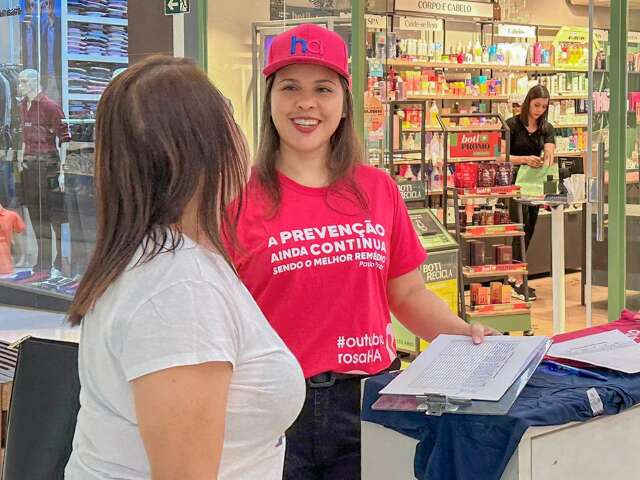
[373,335,550,415]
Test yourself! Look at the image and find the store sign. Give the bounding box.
[594,29,608,42]
[394,0,494,19]
[397,180,426,202]
[364,95,385,141]
[629,31,640,44]
[553,26,591,45]
[365,14,388,29]
[497,24,536,39]
[449,132,501,158]
[399,16,443,31]
[0,6,21,17]
[165,0,189,15]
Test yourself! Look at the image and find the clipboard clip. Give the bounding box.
[416,394,472,416]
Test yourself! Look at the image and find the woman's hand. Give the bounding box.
[468,322,502,344]
[526,155,543,168]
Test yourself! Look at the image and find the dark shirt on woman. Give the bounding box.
[506,116,555,159]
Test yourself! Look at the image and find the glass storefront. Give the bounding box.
[0,0,128,310]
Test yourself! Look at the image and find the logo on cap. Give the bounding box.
[290,36,324,56]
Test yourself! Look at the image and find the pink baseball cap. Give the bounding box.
[263,24,350,82]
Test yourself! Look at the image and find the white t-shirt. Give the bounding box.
[65,235,305,480]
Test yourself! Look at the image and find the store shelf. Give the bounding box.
[384,59,587,73]
[68,94,102,101]
[0,278,73,301]
[393,149,423,155]
[463,268,528,279]
[466,306,531,318]
[457,193,521,200]
[68,54,128,64]
[555,123,588,129]
[68,14,127,26]
[461,230,525,239]
[551,94,588,100]
[448,156,500,163]
[555,151,585,157]
[403,125,502,132]
[407,94,509,101]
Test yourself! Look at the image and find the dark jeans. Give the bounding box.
[509,202,540,262]
[284,377,362,480]
[64,174,96,277]
[21,154,64,272]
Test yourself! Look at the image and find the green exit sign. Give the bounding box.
[165,0,189,15]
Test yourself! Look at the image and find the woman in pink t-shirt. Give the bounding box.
[228,24,498,479]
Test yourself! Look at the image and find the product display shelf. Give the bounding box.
[437,113,532,334]
[462,269,529,279]
[460,230,525,240]
[67,14,127,27]
[408,94,510,101]
[67,54,128,64]
[62,2,129,119]
[384,59,587,73]
[386,99,429,205]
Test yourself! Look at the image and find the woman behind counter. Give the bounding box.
[506,84,556,301]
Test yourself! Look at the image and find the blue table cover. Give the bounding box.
[361,368,640,480]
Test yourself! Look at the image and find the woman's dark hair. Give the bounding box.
[519,84,551,130]
[254,74,367,213]
[68,55,248,325]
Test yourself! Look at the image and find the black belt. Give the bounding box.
[306,357,401,389]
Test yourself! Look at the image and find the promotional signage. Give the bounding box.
[394,0,494,19]
[364,95,385,141]
[399,16,443,31]
[553,26,595,46]
[629,31,640,44]
[165,0,189,15]
[397,180,426,202]
[449,132,501,159]
[365,14,388,29]
[497,24,536,39]
[392,248,459,353]
[0,6,21,17]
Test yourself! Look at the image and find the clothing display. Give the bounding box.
[68,62,122,95]
[0,207,26,274]
[0,66,20,207]
[19,93,71,156]
[68,0,127,19]
[68,23,128,58]
[65,234,305,479]
[230,165,427,378]
[21,153,65,272]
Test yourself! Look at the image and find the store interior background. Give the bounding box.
[204,0,638,339]
[2,0,639,340]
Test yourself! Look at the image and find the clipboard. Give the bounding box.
[372,339,551,416]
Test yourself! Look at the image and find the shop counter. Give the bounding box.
[361,369,640,480]
[362,404,640,480]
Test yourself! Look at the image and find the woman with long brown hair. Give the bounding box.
[226,24,498,479]
[64,55,304,480]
